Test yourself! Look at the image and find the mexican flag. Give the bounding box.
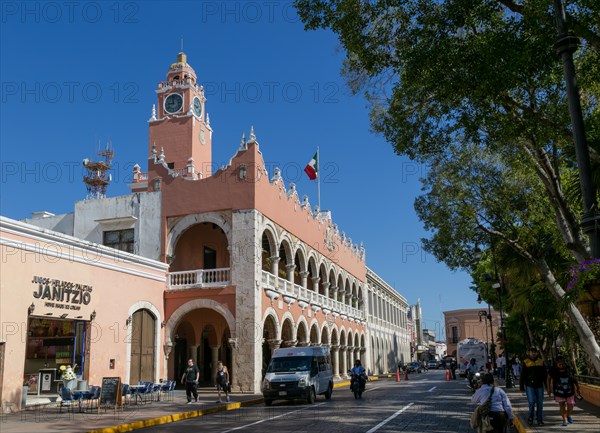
[304,151,318,180]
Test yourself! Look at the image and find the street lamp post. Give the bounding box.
[478,311,490,367]
[493,281,514,388]
[552,0,600,257]
[477,295,496,374]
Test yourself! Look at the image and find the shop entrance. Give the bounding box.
[24,317,86,395]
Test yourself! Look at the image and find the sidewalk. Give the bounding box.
[499,380,600,432]
[0,378,357,433]
[0,388,264,433]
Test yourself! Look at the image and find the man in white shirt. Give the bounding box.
[497,353,506,379]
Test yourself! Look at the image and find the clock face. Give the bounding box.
[164,93,183,114]
[193,97,202,117]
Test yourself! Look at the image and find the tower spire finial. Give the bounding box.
[180,35,184,52]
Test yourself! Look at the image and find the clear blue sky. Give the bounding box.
[0,1,479,337]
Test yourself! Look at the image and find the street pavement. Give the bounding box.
[0,370,598,432]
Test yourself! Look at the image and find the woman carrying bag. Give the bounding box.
[471,373,515,432]
[215,361,231,403]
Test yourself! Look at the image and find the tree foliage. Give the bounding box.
[295,0,600,372]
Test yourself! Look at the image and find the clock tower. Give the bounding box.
[148,52,212,178]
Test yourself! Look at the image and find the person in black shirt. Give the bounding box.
[181,358,200,404]
[547,355,581,426]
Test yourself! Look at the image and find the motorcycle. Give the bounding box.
[467,371,482,393]
[350,372,367,399]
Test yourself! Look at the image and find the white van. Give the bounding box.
[261,346,333,405]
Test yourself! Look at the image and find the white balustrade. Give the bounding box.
[168,268,230,290]
[261,270,364,320]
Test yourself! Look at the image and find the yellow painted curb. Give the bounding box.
[512,415,527,433]
[87,399,263,433]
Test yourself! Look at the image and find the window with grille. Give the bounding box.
[451,326,459,344]
[103,229,134,253]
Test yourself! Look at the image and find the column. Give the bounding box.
[210,346,219,385]
[330,285,337,300]
[331,345,340,380]
[300,271,309,288]
[286,264,296,283]
[268,339,282,355]
[345,346,352,376]
[270,256,280,277]
[322,281,330,298]
[163,342,173,381]
[339,346,347,378]
[311,276,320,293]
[189,345,199,365]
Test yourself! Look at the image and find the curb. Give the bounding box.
[87,398,264,433]
[512,414,527,433]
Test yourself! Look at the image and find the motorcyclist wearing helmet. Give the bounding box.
[349,359,367,390]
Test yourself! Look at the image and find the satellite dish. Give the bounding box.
[82,158,89,166]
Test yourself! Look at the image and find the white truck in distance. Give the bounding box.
[456,338,487,377]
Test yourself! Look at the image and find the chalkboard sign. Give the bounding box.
[99,377,121,411]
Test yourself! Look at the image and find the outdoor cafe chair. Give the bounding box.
[58,387,80,414]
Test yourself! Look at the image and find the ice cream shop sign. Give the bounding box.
[32,276,93,314]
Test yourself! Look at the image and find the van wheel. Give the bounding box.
[307,387,316,404]
[264,399,273,406]
[324,383,332,400]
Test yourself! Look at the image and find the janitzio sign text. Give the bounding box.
[32,276,93,311]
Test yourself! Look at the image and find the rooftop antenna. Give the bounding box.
[180,35,184,52]
[83,141,114,200]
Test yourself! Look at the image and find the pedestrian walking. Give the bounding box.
[512,357,521,380]
[547,355,581,426]
[520,347,547,426]
[472,373,515,433]
[496,353,506,379]
[181,358,200,404]
[450,358,457,380]
[215,360,231,403]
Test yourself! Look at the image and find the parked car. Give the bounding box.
[406,362,422,373]
[427,360,439,369]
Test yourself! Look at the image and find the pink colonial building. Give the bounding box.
[1,53,411,409]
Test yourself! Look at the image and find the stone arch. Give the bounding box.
[281,316,295,347]
[330,326,339,346]
[166,212,232,259]
[296,317,309,346]
[344,279,351,305]
[336,274,344,303]
[318,262,328,295]
[320,323,330,346]
[309,321,320,345]
[307,254,319,291]
[262,309,280,340]
[261,226,278,273]
[291,246,306,287]
[328,268,336,299]
[278,236,294,278]
[165,299,234,345]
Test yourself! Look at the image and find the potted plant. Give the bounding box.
[59,364,77,390]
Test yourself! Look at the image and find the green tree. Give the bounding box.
[295,0,600,372]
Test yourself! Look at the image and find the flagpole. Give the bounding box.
[317,146,321,211]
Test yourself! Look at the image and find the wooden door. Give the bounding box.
[129,310,155,384]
